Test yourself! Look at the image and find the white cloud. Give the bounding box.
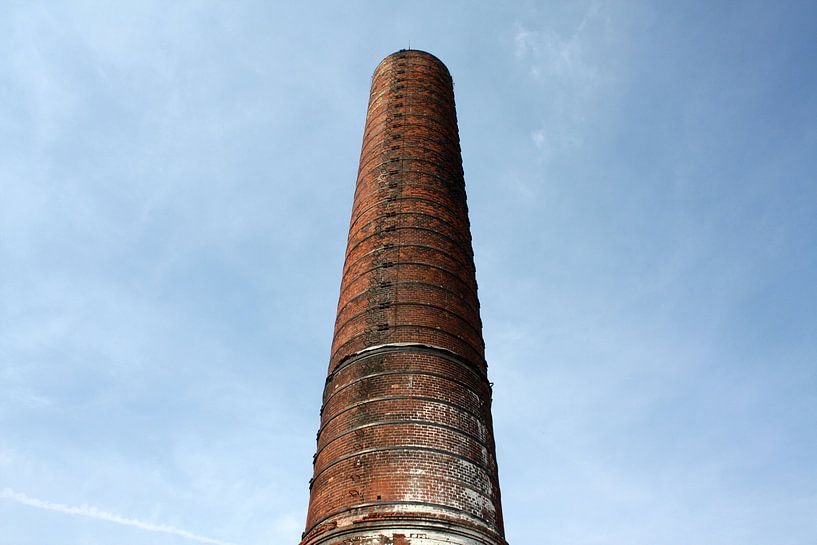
[512,3,615,159]
[513,4,601,83]
[530,128,547,148]
[1,488,239,545]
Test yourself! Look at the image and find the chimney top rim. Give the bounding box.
[374,49,452,78]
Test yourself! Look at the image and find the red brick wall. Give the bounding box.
[301,50,506,545]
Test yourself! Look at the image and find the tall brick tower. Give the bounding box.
[299,50,507,545]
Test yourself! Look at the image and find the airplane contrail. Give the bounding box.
[1,488,238,545]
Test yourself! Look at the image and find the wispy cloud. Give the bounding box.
[512,3,613,155]
[513,4,600,82]
[1,488,238,545]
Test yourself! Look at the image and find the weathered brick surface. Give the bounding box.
[300,50,507,545]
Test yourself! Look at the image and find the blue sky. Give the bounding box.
[1,1,816,544]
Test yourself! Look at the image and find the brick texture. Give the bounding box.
[299,50,507,545]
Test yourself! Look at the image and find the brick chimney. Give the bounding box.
[299,49,507,545]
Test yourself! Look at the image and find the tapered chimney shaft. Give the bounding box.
[300,50,507,545]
